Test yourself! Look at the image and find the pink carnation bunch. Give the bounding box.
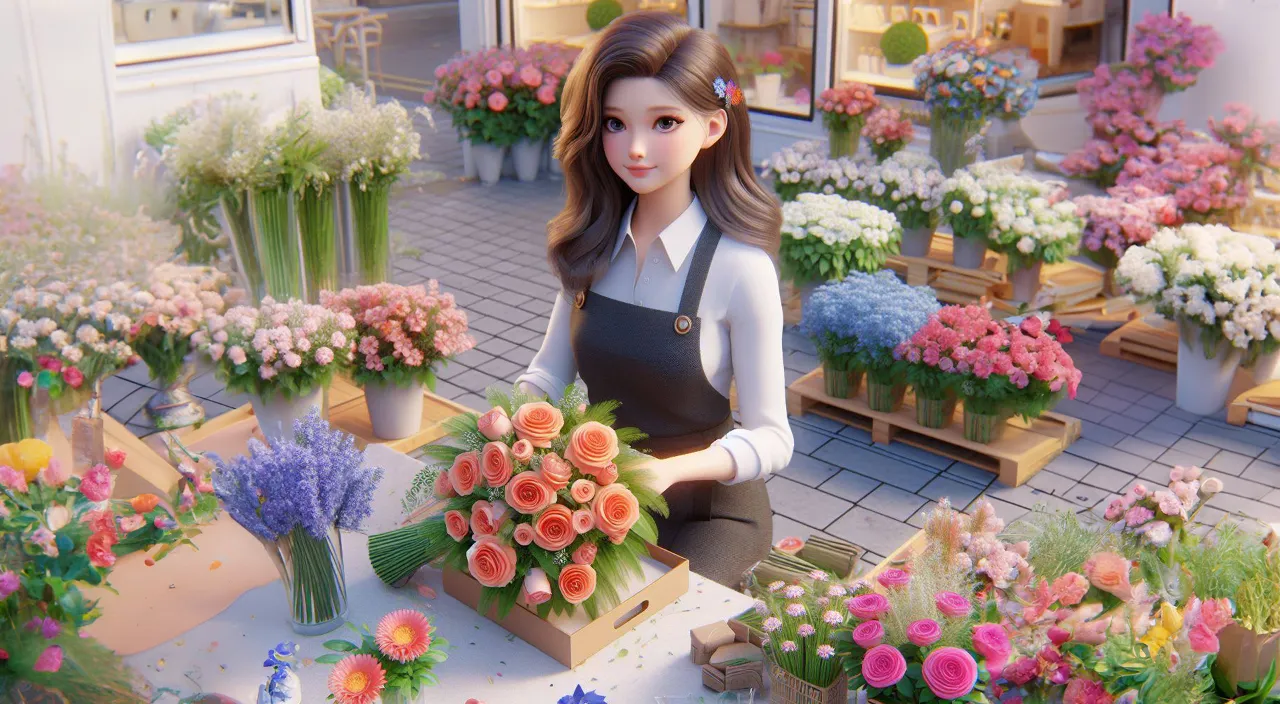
[321,282,474,384]
[426,44,578,141]
[818,82,879,134]
[1114,132,1251,222]
[862,106,915,162]
[1074,194,1180,264]
[1128,12,1224,94]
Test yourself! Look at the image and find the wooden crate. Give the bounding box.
[867,528,929,579]
[786,367,1081,487]
[179,376,474,454]
[1099,316,1177,373]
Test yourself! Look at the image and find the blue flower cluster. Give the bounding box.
[212,408,385,542]
[801,271,939,364]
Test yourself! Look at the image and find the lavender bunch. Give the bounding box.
[212,409,384,541]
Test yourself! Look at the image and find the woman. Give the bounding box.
[516,11,793,588]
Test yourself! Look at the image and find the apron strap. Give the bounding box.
[676,221,723,318]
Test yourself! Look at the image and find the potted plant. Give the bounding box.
[321,282,476,441]
[1115,223,1279,415]
[799,282,864,399]
[509,44,576,182]
[985,185,1084,303]
[879,21,928,79]
[817,82,879,158]
[745,50,795,109]
[1074,194,1180,297]
[780,193,902,294]
[894,306,989,430]
[841,272,940,413]
[756,573,853,704]
[939,166,1000,269]
[212,410,384,635]
[863,151,945,257]
[318,609,451,704]
[586,0,623,30]
[195,297,356,445]
[863,106,916,163]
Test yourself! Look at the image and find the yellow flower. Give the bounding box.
[0,444,17,472]
[1140,602,1182,654]
[13,439,53,482]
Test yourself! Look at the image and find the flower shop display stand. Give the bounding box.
[786,367,1081,487]
[1098,314,1178,372]
[176,376,473,454]
[883,232,1007,305]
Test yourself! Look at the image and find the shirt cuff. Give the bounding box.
[715,430,765,485]
[514,369,568,404]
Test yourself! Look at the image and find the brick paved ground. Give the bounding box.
[102,10,1280,571]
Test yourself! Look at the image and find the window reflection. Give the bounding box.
[704,0,817,117]
[511,0,689,50]
[112,0,291,44]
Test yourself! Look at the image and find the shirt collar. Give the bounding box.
[610,196,709,271]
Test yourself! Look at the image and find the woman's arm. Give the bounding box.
[515,291,578,401]
[644,249,794,493]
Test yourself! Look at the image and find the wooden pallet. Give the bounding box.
[1228,379,1280,426]
[1099,316,1178,373]
[786,367,1081,487]
[781,280,803,327]
[178,376,474,454]
[884,233,1008,304]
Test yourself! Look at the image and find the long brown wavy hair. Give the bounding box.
[548,11,782,293]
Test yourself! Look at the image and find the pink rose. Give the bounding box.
[511,402,563,447]
[1084,552,1134,601]
[1188,622,1221,653]
[572,509,594,534]
[15,371,33,388]
[852,619,885,648]
[877,568,910,589]
[32,645,62,673]
[481,442,514,488]
[104,449,127,471]
[1052,573,1090,606]
[533,504,576,551]
[477,407,513,441]
[511,439,534,463]
[448,451,481,496]
[79,463,112,502]
[591,483,639,545]
[1004,656,1039,685]
[558,563,597,604]
[86,532,117,568]
[847,593,891,620]
[935,591,971,618]
[505,471,556,514]
[470,501,497,536]
[861,644,907,689]
[570,479,597,504]
[1200,598,1234,632]
[37,458,69,488]
[513,523,535,546]
[572,542,597,565]
[0,466,26,494]
[1048,626,1072,646]
[594,462,618,486]
[465,535,518,588]
[971,623,1013,670]
[538,452,573,491]
[61,366,84,389]
[922,647,979,700]
[907,619,943,646]
[523,567,552,605]
[445,510,470,541]
[1064,678,1113,704]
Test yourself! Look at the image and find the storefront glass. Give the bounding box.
[112,0,292,44]
[702,1,818,117]
[511,0,690,50]
[834,0,1131,93]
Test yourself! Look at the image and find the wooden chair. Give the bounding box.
[335,13,387,85]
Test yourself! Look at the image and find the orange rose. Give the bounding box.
[594,462,619,486]
[433,470,456,498]
[481,442,514,488]
[539,452,572,491]
[511,439,534,463]
[448,451,480,496]
[131,494,160,513]
[504,472,556,515]
[592,483,639,545]
[445,510,470,541]
[511,402,564,448]
[466,535,518,588]
[572,509,594,534]
[476,406,513,441]
[564,421,619,474]
[570,479,597,504]
[470,501,497,536]
[558,563,597,604]
[533,504,576,551]
[513,523,535,546]
[1083,551,1134,602]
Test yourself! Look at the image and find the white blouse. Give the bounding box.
[516,196,794,485]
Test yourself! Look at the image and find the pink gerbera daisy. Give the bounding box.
[327,654,386,704]
[375,609,434,663]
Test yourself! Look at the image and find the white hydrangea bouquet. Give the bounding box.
[760,141,874,203]
[985,191,1084,274]
[860,151,946,231]
[1116,224,1280,357]
[780,193,902,285]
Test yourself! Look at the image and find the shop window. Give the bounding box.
[702,0,818,117]
[113,0,300,65]
[511,0,690,50]
[834,0,1131,93]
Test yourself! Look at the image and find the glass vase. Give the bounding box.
[822,360,863,399]
[866,379,907,413]
[218,192,267,303]
[828,121,860,159]
[70,378,106,474]
[350,180,392,285]
[916,393,958,429]
[143,360,206,431]
[0,359,34,444]
[297,184,339,303]
[962,407,1009,445]
[250,185,306,302]
[261,524,349,635]
[930,112,987,176]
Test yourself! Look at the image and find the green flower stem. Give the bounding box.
[285,526,346,626]
[930,113,987,176]
[0,359,33,444]
[368,519,437,585]
[298,185,339,303]
[251,186,304,301]
[350,180,392,285]
[221,193,266,302]
[828,124,857,159]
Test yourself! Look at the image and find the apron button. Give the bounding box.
[674,315,692,335]
[573,291,585,309]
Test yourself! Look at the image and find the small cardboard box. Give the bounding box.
[442,543,690,668]
[1216,623,1280,693]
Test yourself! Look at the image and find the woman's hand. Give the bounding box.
[635,456,674,496]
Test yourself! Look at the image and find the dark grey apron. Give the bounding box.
[569,221,772,588]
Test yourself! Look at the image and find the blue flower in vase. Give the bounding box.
[258,641,301,704]
[559,685,608,704]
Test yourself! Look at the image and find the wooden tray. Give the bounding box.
[786,367,1081,487]
[1099,316,1177,372]
[178,376,474,454]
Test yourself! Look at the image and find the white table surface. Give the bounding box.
[127,444,759,703]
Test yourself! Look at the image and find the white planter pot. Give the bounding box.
[1252,348,1280,384]
[1177,327,1244,416]
[754,73,782,108]
[900,227,933,258]
[251,386,324,446]
[364,379,424,440]
[952,236,987,269]
[511,138,545,182]
[472,142,506,186]
[460,136,477,180]
[1010,261,1043,302]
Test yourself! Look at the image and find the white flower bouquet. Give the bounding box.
[1116,224,1280,355]
[860,151,946,231]
[760,141,875,203]
[780,194,902,285]
[986,192,1084,273]
[126,263,232,387]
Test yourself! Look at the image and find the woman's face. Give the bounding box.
[601,77,725,196]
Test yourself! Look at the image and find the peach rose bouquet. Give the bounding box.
[369,382,667,619]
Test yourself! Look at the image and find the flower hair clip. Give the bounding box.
[713,77,744,108]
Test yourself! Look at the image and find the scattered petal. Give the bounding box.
[144,558,155,567]
[416,584,437,600]
[156,658,166,671]
[209,560,222,571]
